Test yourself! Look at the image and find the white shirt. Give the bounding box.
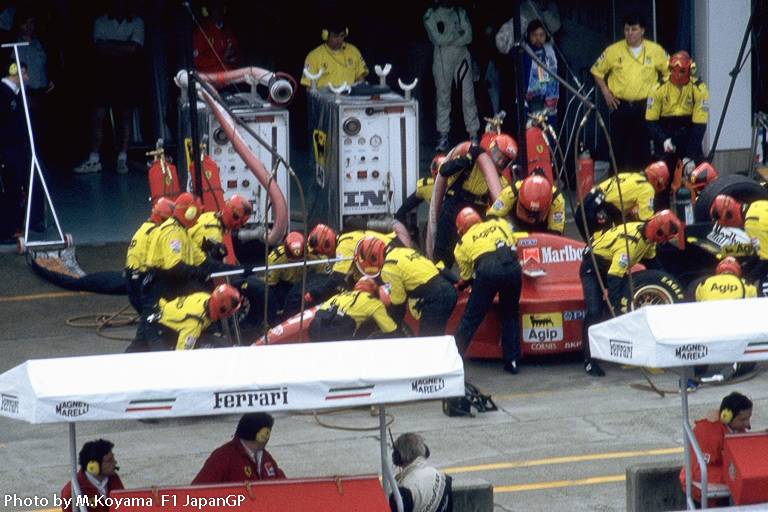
[93,14,145,46]
[84,471,109,497]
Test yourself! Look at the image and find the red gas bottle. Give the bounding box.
[147,147,181,203]
[576,148,594,201]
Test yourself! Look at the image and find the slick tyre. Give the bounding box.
[626,269,685,310]
[694,174,768,222]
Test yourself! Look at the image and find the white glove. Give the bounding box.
[663,138,676,153]
[682,157,696,178]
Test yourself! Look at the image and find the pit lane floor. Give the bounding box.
[1,163,767,512]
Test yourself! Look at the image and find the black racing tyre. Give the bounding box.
[694,174,768,223]
[626,269,685,309]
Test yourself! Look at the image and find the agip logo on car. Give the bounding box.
[522,313,563,345]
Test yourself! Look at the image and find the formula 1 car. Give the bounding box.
[254,230,686,359]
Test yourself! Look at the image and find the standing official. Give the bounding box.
[453,208,522,374]
[591,12,668,170]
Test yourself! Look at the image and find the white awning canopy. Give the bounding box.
[589,298,768,369]
[0,336,465,424]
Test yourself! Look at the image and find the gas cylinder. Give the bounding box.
[576,148,594,201]
[673,185,694,225]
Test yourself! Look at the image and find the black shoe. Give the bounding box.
[584,360,605,377]
[503,360,519,375]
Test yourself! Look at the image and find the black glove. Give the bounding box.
[468,143,484,160]
[240,266,254,278]
[210,241,228,260]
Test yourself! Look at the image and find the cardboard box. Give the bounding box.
[723,432,768,505]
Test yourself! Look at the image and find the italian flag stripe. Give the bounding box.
[325,385,374,400]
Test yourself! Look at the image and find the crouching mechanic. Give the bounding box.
[453,207,522,374]
[390,433,452,512]
[575,161,669,240]
[308,276,398,342]
[486,174,565,234]
[710,195,768,296]
[695,256,756,301]
[580,210,682,376]
[128,283,242,351]
[355,236,457,336]
[125,197,174,313]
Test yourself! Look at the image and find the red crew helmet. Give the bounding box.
[710,195,743,227]
[207,284,242,321]
[455,206,482,237]
[430,154,447,179]
[173,192,202,228]
[283,231,305,261]
[644,209,682,245]
[220,194,252,230]
[669,50,693,86]
[516,175,553,223]
[716,256,741,277]
[487,134,518,169]
[308,223,337,256]
[150,197,174,225]
[354,236,387,277]
[644,161,670,193]
[689,162,719,192]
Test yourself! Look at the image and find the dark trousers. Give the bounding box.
[610,101,649,171]
[574,190,621,241]
[579,257,620,361]
[412,275,458,336]
[308,308,357,342]
[454,247,521,363]
[434,196,482,268]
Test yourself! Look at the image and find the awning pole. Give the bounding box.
[380,405,402,512]
[69,423,89,512]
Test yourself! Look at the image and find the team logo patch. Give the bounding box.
[646,97,654,109]
[169,239,182,253]
[701,99,709,112]
[618,252,629,269]
[553,212,563,223]
[492,198,504,211]
[751,237,760,252]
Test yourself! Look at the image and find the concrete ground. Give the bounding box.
[1,153,767,512]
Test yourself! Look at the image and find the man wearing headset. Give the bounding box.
[300,18,368,88]
[60,439,123,512]
[192,412,286,484]
[390,432,452,512]
[679,392,753,508]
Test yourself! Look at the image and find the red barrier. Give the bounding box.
[109,474,390,511]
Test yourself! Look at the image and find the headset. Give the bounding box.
[8,62,17,76]
[201,3,225,17]
[85,444,101,476]
[389,430,429,467]
[321,27,348,41]
[720,408,734,425]
[256,427,271,443]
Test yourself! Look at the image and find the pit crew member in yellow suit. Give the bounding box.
[710,195,768,296]
[575,161,669,241]
[453,208,522,374]
[125,197,174,313]
[695,257,757,301]
[300,20,368,88]
[580,210,682,376]
[355,236,457,336]
[131,193,204,351]
[307,276,398,342]
[486,174,565,234]
[140,284,242,351]
[434,135,517,268]
[646,50,709,172]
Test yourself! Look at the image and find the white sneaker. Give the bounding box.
[116,159,129,174]
[74,159,102,174]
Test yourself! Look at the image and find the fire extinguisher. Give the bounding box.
[577,146,594,201]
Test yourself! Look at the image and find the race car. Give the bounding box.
[254,230,686,359]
